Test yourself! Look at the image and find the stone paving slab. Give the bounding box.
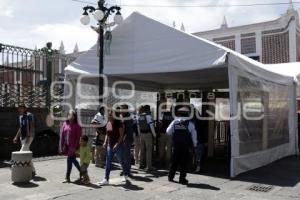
[0,156,300,200]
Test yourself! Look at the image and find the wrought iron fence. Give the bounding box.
[0,43,76,108]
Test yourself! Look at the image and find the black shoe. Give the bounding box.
[168,176,174,182]
[146,167,155,172]
[74,178,82,183]
[139,166,145,170]
[128,173,133,178]
[194,166,202,174]
[179,179,189,185]
[194,169,202,174]
[63,178,71,183]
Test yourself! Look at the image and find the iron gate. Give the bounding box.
[0,43,76,108]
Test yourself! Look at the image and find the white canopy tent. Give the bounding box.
[263,63,300,97]
[65,12,298,177]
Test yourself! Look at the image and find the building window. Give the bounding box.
[296,32,300,62]
[249,56,260,61]
[262,31,289,64]
[241,37,256,54]
[216,40,236,50]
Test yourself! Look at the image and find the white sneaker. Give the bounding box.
[122,175,129,182]
[97,179,109,185]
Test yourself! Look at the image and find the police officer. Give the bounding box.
[167,105,197,184]
[137,105,156,171]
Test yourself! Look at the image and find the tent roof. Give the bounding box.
[65,12,296,90]
[66,12,227,75]
[263,62,300,81]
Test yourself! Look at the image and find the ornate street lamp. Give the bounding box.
[80,0,123,103]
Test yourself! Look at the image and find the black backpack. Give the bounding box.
[160,112,173,133]
[139,114,151,133]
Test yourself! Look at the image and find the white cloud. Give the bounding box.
[0,0,14,18]
[0,0,293,52]
[0,21,97,53]
[29,21,98,52]
[119,0,281,32]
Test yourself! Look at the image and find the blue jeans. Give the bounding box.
[195,144,205,168]
[66,156,81,178]
[105,145,129,180]
[122,142,132,172]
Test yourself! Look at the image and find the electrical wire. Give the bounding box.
[72,0,300,8]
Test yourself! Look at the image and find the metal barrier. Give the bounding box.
[214,120,230,157]
[0,43,76,108]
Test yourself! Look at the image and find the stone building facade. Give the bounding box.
[193,2,299,64]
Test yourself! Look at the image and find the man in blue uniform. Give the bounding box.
[167,105,197,184]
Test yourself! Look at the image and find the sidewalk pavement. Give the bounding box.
[0,156,300,200]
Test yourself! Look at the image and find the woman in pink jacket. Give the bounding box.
[60,110,82,183]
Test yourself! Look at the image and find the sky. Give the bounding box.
[0,0,299,53]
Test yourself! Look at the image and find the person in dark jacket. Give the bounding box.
[120,104,134,175]
[158,108,173,168]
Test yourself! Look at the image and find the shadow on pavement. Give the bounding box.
[0,161,11,168]
[12,182,39,188]
[113,181,144,191]
[32,176,47,182]
[130,174,153,182]
[72,180,101,189]
[200,158,230,179]
[235,156,300,187]
[187,183,220,190]
[146,170,169,178]
[190,155,300,187]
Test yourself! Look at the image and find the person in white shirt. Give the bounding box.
[91,106,107,168]
[13,103,36,177]
[167,105,197,185]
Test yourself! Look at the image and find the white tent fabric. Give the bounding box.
[66,12,227,75]
[228,54,298,176]
[262,63,300,97]
[65,12,298,177]
[263,62,300,81]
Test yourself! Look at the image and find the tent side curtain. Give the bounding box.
[228,55,297,177]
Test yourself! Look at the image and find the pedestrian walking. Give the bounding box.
[167,106,197,185]
[60,110,82,183]
[137,105,156,171]
[98,109,129,185]
[77,135,91,185]
[91,106,107,168]
[120,104,134,175]
[13,103,36,177]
